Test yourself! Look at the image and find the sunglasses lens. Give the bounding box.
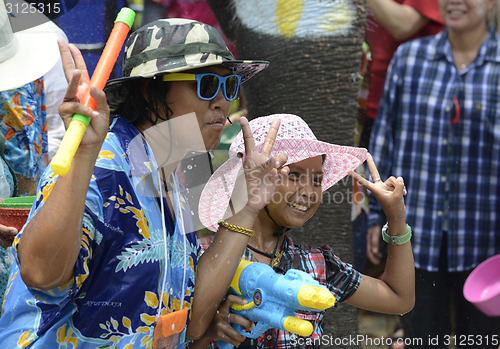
[199,75,219,99]
[225,76,240,100]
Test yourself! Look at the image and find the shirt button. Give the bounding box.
[446,106,451,112]
[443,139,448,145]
[437,210,443,217]
[266,335,273,341]
[441,176,446,182]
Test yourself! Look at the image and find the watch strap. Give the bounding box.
[382,223,412,245]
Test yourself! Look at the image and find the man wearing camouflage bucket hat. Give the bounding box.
[105,17,268,143]
[0,18,286,348]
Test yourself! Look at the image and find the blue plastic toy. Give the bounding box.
[216,259,336,349]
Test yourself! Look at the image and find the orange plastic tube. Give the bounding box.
[51,8,135,176]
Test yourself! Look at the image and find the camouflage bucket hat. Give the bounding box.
[106,18,269,87]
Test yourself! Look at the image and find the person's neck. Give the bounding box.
[249,211,283,252]
[448,24,489,71]
[136,121,189,178]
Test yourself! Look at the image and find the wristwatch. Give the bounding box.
[381,223,412,245]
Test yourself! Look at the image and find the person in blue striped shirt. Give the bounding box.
[369,0,500,347]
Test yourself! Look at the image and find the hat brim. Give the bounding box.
[198,138,367,232]
[105,59,269,88]
[0,25,59,91]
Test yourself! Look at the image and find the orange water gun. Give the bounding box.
[51,7,135,176]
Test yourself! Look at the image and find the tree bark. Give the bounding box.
[209,1,366,347]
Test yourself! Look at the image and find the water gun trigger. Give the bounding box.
[230,301,255,311]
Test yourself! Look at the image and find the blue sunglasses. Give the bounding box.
[162,73,242,101]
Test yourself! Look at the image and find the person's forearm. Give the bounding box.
[367,0,430,41]
[18,147,100,290]
[187,205,258,340]
[380,219,415,313]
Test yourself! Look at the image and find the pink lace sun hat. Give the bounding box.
[199,114,367,232]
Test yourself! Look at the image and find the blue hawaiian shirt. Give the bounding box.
[0,79,48,190]
[0,117,200,348]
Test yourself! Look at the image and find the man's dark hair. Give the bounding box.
[105,78,173,126]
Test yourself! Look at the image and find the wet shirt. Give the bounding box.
[0,79,48,188]
[201,235,362,349]
[0,117,199,348]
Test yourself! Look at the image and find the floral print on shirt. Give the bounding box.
[0,118,199,348]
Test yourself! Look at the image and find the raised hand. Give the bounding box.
[56,40,110,152]
[189,118,288,339]
[346,154,414,315]
[16,43,112,289]
[350,153,406,225]
[58,40,90,97]
[239,117,288,212]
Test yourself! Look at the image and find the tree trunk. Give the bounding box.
[209,1,366,347]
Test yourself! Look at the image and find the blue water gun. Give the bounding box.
[216,259,336,349]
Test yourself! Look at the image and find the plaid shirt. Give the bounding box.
[369,27,500,272]
[200,235,361,349]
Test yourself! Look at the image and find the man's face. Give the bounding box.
[165,66,233,152]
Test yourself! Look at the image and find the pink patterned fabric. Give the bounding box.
[199,114,367,231]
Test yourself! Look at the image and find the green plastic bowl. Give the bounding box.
[0,196,36,209]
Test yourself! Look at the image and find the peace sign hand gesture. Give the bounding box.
[57,41,110,153]
[350,153,406,225]
[239,117,288,213]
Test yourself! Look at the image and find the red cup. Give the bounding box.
[0,196,35,231]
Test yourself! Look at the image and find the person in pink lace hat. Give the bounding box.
[197,114,415,349]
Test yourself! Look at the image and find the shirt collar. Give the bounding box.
[427,26,500,66]
[110,117,157,177]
